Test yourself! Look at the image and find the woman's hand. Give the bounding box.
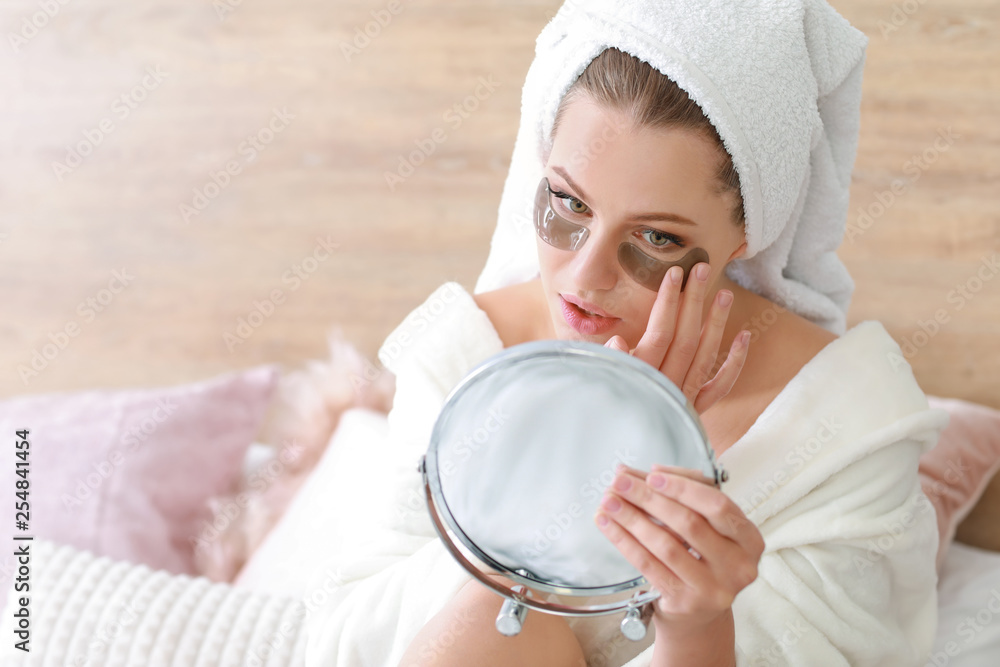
[594,463,765,631]
[604,262,750,415]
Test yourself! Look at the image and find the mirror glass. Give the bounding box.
[423,339,723,604]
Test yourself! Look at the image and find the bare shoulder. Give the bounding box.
[471,279,548,349]
[773,306,839,362]
[704,296,841,453]
[740,296,840,390]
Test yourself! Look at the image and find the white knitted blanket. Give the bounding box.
[0,538,308,667]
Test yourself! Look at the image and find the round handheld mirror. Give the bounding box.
[418,338,727,641]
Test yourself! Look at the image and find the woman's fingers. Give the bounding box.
[658,262,711,387]
[594,491,712,596]
[692,332,750,414]
[620,261,748,414]
[631,265,683,369]
[615,464,716,545]
[680,288,733,406]
[597,469,752,595]
[648,464,715,486]
[620,463,713,486]
[605,335,630,355]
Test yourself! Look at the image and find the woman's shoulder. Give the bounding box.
[471,278,548,349]
[758,307,838,369]
[730,291,838,390]
[703,294,840,455]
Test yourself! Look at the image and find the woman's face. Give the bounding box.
[537,94,747,347]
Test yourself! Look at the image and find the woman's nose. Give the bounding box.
[568,228,621,291]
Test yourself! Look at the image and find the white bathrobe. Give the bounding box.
[301,281,950,667]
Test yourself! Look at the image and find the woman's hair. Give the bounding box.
[551,47,746,230]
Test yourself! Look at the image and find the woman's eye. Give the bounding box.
[641,229,682,250]
[551,190,590,216]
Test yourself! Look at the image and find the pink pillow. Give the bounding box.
[0,365,279,609]
[919,395,1000,574]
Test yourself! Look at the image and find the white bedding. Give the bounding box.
[930,542,1000,666]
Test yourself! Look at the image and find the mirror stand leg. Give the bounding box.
[495,585,529,636]
[620,600,654,641]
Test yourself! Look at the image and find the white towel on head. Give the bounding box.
[474,0,868,335]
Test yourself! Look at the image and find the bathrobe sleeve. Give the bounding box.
[623,320,950,667]
[373,281,505,539]
[726,423,943,666]
[302,281,507,667]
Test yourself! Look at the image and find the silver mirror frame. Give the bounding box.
[418,339,728,638]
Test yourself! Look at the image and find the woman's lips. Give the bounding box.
[559,296,620,335]
[562,294,615,318]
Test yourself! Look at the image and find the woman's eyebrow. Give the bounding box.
[551,164,698,227]
[552,165,594,202]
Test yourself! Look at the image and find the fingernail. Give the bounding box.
[740,330,751,345]
[596,513,609,527]
[669,266,682,285]
[613,476,631,492]
[718,291,733,307]
[648,473,666,489]
[695,263,709,281]
[602,496,622,512]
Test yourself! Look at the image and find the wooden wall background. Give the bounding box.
[1,2,997,534]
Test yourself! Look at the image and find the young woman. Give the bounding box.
[396,47,847,667]
[301,4,944,666]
